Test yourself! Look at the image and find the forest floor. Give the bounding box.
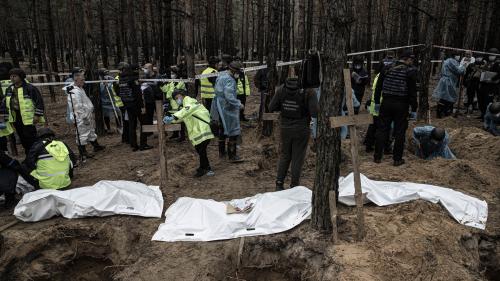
[0,73,499,281]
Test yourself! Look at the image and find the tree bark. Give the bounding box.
[311,0,352,232]
[223,0,235,55]
[257,0,265,63]
[2,0,20,67]
[98,0,109,67]
[127,0,139,65]
[83,0,104,135]
[262,0,281,137]
[183,0,196,97]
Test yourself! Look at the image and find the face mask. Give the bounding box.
[489,56,496,61]
[144,69,150,75]
[233,73,240,79]
[176,98,183,105]
[171,74,177,79]
[354,65,362,70]
[476,57,483,62]
[454,55,461,61]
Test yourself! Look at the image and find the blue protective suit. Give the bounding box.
[412,126,456,160]
[484,103,500,136]
[432,58,466,103]
[210,72,241,137]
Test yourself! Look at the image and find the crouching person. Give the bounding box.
[23,128,76,190]
[484,102,500,136]
[0,150,22,208]
[163,89,215,177]
[412,126,455,160]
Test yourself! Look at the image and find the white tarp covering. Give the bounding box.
[152,186,311,242]
[14,180,164,222]
[338,173,488,230]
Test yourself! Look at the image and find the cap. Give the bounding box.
[400,49,415,59]
[489,102,500,114]
[228,61,243,73]
[172,88,187,97]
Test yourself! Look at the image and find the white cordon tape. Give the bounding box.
[31,80,117,87]
[432,45,499,56]
[347,44,425,56]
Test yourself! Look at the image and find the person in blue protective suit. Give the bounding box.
[484,102,500,136]
[412,126,455,160]
[211,61,244,162]
[432,52,469,118]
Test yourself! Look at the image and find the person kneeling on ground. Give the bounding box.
[163,89,215,177]
[412,126,455,160]
[0,150,23,208]
[23,128,76,190]
[484,102,500,136]
[269,76,318,191]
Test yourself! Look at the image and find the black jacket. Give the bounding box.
[5,81,45,117]
[269,78,318,129]
[24,138,76,174]
[117,70,143,108]
[374,61,418,112]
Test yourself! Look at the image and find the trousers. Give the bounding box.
[375,99,409,161]
[276,127,309,187]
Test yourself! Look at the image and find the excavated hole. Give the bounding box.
[478,234,500,281]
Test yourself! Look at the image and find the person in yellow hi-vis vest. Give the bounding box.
[23,128,76,190]
[5,68,45,155]
[0,62,14,152]
[161,66,187,141]
[200,56,220,112]
[234,58,250,122]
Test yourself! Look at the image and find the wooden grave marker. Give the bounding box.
[141,100,181,188]
[329,69,373,241]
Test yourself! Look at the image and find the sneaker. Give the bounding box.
[276,181,284,191]
[393,159,405,166]
[230,155,244,163]
[206,170,215,177]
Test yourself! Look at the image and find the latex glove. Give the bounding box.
[163,116,174,124]
[409,112,417,120]
[240,103,245,110]
[0,122,6,130]
[374,104,381,114]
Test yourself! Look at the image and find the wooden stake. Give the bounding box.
[328,190,338,243]
[329,69,369,241]
[155,100,169,188]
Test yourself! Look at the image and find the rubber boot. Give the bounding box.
[78,145,90,161]
[218,140,227,159]
[3,193,17,209]
[90,140,105,152]
[228,141,243,163]
[276,181,284,191]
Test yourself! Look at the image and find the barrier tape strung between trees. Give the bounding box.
[26,44,498,87]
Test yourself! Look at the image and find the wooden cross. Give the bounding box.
[329,69,373,241]
[141,100,181,188]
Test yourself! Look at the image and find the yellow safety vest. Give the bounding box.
[237,74,250,96]
[173,96,214,146]
[368,74,382,116]
[5,85,45,125]
[31,140,71,189]
[111,75,124,107]
[161,82,186,113]
[0,80,14,137]
[200,67,218,99]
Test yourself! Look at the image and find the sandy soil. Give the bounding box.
[0,74,499,281]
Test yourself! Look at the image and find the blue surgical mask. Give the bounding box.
[176,98,183,105]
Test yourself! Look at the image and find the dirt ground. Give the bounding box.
[0,73,499,281]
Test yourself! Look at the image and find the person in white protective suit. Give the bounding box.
[66,72,105,160]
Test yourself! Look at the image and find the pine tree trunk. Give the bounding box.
[262,0,281,137]
[97,0,108,68]
[184,0,196,97]
[83,0,104,135]
[127,0,139,65]
[223,0,234,55]
[281,0,292,83]
[2,0,20,67]
[311,0,352,232]
[257,0,265,62]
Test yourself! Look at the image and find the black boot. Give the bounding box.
[3,193,17,209]
[78,145,90,161]
[218,140,227,159]
[228,141,243,163]
[276,181,284,191]
[90,140,105,152]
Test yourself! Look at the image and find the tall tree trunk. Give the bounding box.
[206,0,218,57]
[257,0,265,62]
[127,0,139,64]
[305,0,313,50]
[183,0,196,97]
[311,0,352,231]
[262,0,281,137]
[98,0,109,68]
[32,0,43,71]
[223,0,234,54]
[366,0,373,76]
[2,0,20,67]
[83,0,105,135]
[281,0,292,83]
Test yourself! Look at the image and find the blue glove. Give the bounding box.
[163,116,174,124]
[0,122,6,130]
[374,104,381,114]
[409,112,417,120]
